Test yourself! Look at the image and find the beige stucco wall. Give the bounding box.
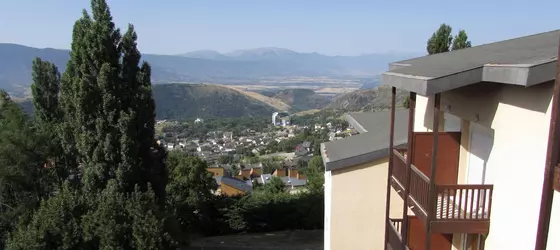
[329,157,403,250]
[417,81,555,250]
[547,191,560,250]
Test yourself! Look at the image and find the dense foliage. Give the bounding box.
[0,0,178,248]
[190,189,324,237]
[304,156,325,194]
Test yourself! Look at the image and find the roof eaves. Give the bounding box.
[345,113,368,133]
[325,148,387,171]
[482,59,557,87]
[382,72,430,95]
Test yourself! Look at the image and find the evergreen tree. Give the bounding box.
[427,24,472,54]
[452,30,472,50]
[31,58,61,126]
[6,0,175,248]
[56,0,164,196]
[426,23,453,54]
[0,93,57,245]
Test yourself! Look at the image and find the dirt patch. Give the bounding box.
[293,109,321,116]
[187,230,323,250]
[219,85,291,111]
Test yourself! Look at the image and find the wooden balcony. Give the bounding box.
[390,149,494,234]
[387,218,409,250]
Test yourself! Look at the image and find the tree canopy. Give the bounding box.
[427,23,472,55]
[452,30,472,50]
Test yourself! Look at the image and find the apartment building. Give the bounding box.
[382,30,560,250]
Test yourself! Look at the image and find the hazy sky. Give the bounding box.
[1,0,558,56]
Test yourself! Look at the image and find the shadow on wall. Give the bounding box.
[422,81,553,130]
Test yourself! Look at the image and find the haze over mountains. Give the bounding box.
[0,43,420,96]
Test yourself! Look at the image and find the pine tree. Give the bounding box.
[427,24,472,54]
[452,30,472,50]
[426,23,453,55]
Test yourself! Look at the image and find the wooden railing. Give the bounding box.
[391,148,494,224]
[392,149,430,213]
[435,185,493,221]
[392,149,407,187]
[387,219,405,250]
[409,166,430,212]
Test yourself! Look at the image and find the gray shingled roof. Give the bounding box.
[321,109,409,171]
[221,177,253,193]
[383,30,559,95]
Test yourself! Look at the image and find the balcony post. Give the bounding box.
[535,35,560,250]
[401,92,416,247]
[425,93,441,250]
[384,87,397,250]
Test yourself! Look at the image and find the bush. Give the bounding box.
[189,191,324,237]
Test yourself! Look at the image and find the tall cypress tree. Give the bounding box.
[57,0,164,196]
[31,58,61,125]
[6,0,176,248]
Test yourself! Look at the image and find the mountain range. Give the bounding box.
[0,43,420,96]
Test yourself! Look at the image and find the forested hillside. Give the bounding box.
[273,88,331,112]
[326,85,408,112]
[153,83,276,119]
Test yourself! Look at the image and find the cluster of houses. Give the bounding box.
[157,129,279,161]
[156,118,352,164]
[207,163,309,196]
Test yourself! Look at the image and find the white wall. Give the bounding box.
[438,82,554,250]
[414,95,431,132]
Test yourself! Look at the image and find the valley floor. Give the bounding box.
[186,230,323,250]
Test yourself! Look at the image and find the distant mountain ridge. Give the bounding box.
[0,43,420,96]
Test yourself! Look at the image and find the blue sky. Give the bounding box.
[1,0,558,56]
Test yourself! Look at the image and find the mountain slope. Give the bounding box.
[273,89,331,112]
[152,84,277,119]
[326,85,408,112]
